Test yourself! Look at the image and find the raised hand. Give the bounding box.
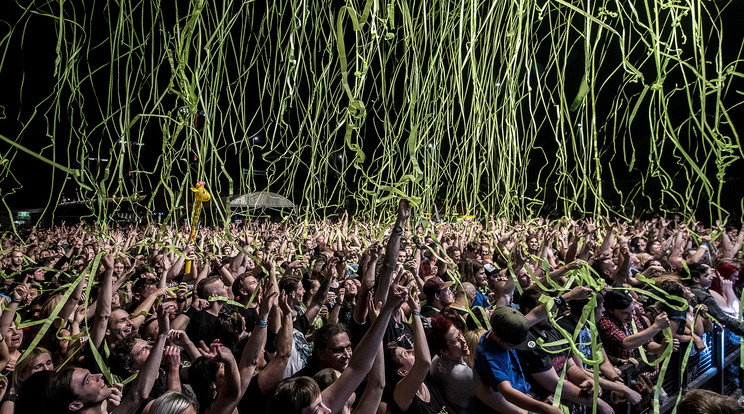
[106,383,124,408]
[259,290,278,318]
[197,339,222,359]
[163,345,181,372]
[167,330,193,348]
[398,199,413,222]
[278,291,293,316]
[653,312,671,330]
[10,284,29,304]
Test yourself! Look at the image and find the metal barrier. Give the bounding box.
[615,326,742,413]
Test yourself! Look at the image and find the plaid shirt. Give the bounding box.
[597,312,649,360]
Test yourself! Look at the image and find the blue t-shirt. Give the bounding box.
[474,331,531,393]
[472,290,489,308]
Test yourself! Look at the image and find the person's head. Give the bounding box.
[516,268,532,289]
[460,260,486,288]
[109,335,151,377]
[712,263,741,294]
[426,315,469,361]
[132,277,158,303]
[43,367,112,413]
[687,263,715,289]
[6,321,23,351]
[188,357,224,409]
[568,293,604,321]
[143,391,196,414]
[267,376,330,414]
[197,275,228,302]
[15,370,53,414]
[526,235,540,252]
[385,341,416,383]
[630,237,647,254]
[343,278,358,301]
[480,243,491,261]
[648,240,662,256]
[603,290,635,324]
[313,323,352,372]
[422,276,454,307]
[490,277,515,307]
[465,241,480,259]
[658,280,688,312]
[460,282,477,306]
[519,288,550,329]
[215,310,244,350]
[13,347,54,389]
[232,272,259,301]
[279,275,305,307]
[106,308,134,343]
[10,250,24,267]
[302,278,320,303]
[446,245,461,263]
[592,258,617,282]
[488,306,530,350]
[113,259,126,278]
[678,389,744,414]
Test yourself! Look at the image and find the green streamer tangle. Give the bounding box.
[0,0,742,227]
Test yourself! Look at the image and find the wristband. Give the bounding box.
[256,319,268,328]
[553,296,565,307]
[413,311,422,317]
[700,243,709,248]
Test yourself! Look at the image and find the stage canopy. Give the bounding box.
[229,192,296,214]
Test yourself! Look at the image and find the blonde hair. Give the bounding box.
[464,328,487,369]
[12,347,52,394]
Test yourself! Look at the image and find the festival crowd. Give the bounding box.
[0,200,743,414]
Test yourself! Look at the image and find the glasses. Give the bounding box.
[329,345,352,355]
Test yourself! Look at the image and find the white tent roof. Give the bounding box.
[229,191,295,210]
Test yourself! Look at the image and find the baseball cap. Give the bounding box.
[423,276,454,300]
[489,306,532,348]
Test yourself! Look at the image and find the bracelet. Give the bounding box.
[553,296,565,307]
[256,319,268,328]
[412,311,422,317]
[700,243,709,248]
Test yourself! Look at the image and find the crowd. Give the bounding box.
[0,200,743,414]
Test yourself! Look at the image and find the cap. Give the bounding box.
[489,306,531,347]
[484,263,499,278]
[423,276,454,300]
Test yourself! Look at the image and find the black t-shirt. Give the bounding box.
[390,374,451,414]
[420,304,441,318]
[517,327,569,400]
[385,317,414,349]
[185,309,220,344]
[224,303,258,332]
[238,376,269,414]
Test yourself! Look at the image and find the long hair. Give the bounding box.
[12,347,52,393]
[266,376,321,414]
[41,366,77,414]
[188,357,220,414]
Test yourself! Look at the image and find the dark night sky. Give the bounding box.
[1,0,743,221]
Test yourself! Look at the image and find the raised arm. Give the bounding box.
[238,290,276,395]
[205,345,241,414]
[90,253,115,349]
[258,292,294,395]
[375,199,412,307]
[392,288,431,412]
[113,302,172,414]
[323,283,407,413]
